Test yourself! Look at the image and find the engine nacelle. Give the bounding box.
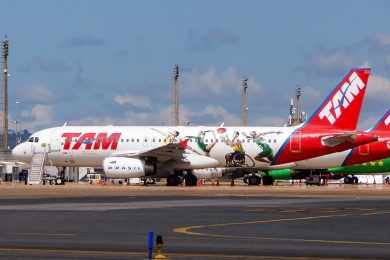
[192,168,224,179]
[103,157,155,179]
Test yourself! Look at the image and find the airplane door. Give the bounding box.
[290,130,302,153]
[358,143,370,156]
[49,137,61,153]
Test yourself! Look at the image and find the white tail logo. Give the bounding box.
[385,114,390,126]
[318,72,365,124]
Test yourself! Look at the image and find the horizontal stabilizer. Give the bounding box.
[321,133,356,147]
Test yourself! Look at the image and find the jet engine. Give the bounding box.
[103,157,156,178]
[192,168,224,179]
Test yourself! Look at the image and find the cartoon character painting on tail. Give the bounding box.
[225,131,246,167]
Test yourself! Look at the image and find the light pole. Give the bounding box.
[14,119,19,144]
[14,100,21,144]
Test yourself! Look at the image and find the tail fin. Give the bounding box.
[369,110,390,132]
[303,68,371,131]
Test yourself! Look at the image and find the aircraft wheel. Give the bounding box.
[248,175,261,186]
[344,177,352,184]
[262,175,274,186]
[167,175,181,186]
[185,173,198,186]
[55,177,64,185]
[352,176,359,184]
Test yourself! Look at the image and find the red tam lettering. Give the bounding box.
[72,133,96,150]
[93,133,121,150]
[62,133,81,150]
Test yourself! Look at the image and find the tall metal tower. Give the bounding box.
[241,78,248,126]
[288,86,306,126]
[171,64,180,126]
[1,37,9,151]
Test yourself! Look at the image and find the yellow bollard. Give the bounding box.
[154,235,167,259]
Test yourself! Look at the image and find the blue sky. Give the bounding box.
[2,0,390,130]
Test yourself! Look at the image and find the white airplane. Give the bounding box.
[12,68,377,186]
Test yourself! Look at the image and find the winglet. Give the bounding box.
[302,68,371,131]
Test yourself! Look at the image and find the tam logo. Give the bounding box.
[62,132,121,150]
[385,115,390,126]
[318,72,365,124]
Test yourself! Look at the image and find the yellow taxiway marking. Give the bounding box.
[174,211,390,246]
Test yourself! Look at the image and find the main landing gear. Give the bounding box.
[243,174,262,185]
[243,172,274,186]
[344,175,359,184]
[166,171,198,186]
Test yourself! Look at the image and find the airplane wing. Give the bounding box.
[111,141,188,162]
[321,133,357,147]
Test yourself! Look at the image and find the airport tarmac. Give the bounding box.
[0,184,390,259]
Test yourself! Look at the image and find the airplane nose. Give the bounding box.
[12,143,25,158]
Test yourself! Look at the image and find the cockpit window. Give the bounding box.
[28,137,34,142]
[34,137,39,143]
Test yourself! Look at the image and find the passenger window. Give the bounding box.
[131,139,134,142]
[136,139,139,142]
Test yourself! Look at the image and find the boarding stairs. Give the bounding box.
[28,152,47,185]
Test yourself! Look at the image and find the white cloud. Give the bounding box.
[253,116,286,127]
[197,105,240,125]
[183,66,262,97]
[113,95,152,109]
[297,48,354,77]
[367,74,390,100]
[70,106,172,126]
[17,84,55,104]
[31,104,53,122]
[18,104,55,131]
[371,33,390,48]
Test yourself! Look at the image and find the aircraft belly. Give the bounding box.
[294,150,349,169]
